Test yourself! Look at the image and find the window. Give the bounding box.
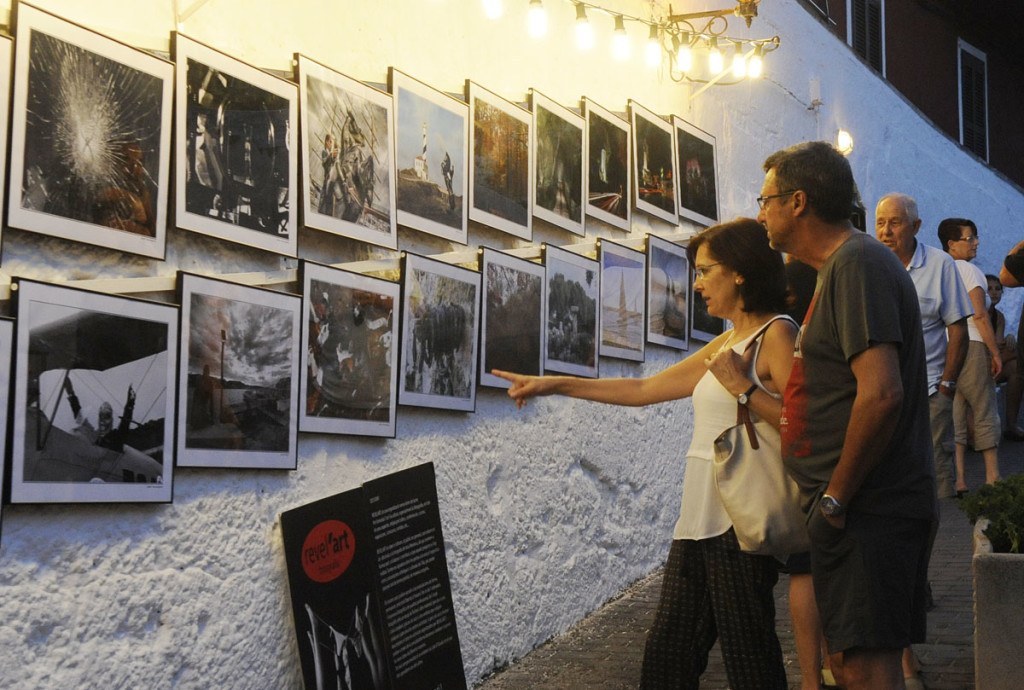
[958,40,988,161]
[849,0,884,73]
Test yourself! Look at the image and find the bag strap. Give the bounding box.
[732,315,795,447]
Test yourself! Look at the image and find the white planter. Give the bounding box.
[973,519,1024,690]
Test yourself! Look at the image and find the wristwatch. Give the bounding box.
[940,380,957,391]
[820,493,845,518]
[737,383,758,406]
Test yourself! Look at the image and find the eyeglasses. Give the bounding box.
[694,263,722,280]
[953,235,979,244]
[756,190,796,210]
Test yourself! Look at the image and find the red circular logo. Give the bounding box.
[301,520,356,583]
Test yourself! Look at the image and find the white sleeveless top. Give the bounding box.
[672,316,789,540]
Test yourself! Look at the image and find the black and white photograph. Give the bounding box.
[690,282,726,343]
[467,81,533,240]
[296,55,397,250]
[176,273,301,468]
[390,69,468,244]
[583,97,631,232]
[0,34,13,241]
[530,89,585,237]
[479,248,545,389]
[542,244,599,378]
[629,100,678,225]
[646,234,690,351]
[0,318,13,524]
[673,115,719,227]
[7,3,173,259]
[9,279,177,503]
[399,253,480,411]
[300,261,399,437]
[174,33,298,256]
[598,239,646,362]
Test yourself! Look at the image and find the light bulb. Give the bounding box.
[708,37,723,74]
[731,43,747,78]
[613,15,630,61]
[675,32,692,72]
[482,0,503,19]
[575,4,594,50]
[528,0,547,38]
[748,44,764,78]
[645,24,661,67]
[836,129,854,155]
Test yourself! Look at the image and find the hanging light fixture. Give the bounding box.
[612,14,630,60]
[748,43,764,78]
[674,31,693,73]
[731,41,747,77]
[575,3,594,50]
[482,0,503,20]
[527,0,547,38]
[645,24,661,67]
[708,37,724,74]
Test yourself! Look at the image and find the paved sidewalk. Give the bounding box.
[477,444,1024,689]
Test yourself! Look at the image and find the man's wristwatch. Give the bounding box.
[940,380,957,392]
[820,493,845,518]
[737,383,758,406]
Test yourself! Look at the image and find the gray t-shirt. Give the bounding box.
[781,233,937,520]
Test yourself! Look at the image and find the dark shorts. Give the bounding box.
[780,551,812,575]
[808,508,932,653]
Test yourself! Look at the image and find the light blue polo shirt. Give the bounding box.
[905,240,972,393]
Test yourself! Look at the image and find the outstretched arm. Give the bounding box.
[492,332,730,409]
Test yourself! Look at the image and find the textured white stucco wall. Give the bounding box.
[0,1,1022,688]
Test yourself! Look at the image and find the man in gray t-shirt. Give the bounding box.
[758,142,937,690]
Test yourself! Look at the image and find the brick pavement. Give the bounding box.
[476,443,1024,689]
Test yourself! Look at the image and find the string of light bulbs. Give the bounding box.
[482,0,780,87]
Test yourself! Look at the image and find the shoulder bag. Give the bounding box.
[712,320,810,556]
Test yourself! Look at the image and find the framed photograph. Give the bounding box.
[174,33,298,256]
[629,101,678,225]
[7,3,173,259]
[299,261,399,437]
[478,248,546,388]
[583,97,631,232]
[0,35,11,235]
[176,273,300,468]
[467,81,532,240]
[296,54,397,250]
[389,68,468,244]
[399,253,480,411]
[530,89,585,236]
[542,244,599,378]
[673,115,719,227]
[9,279,178,503]
[0,318,13,521]
[690,284,726,343]
[646,234,690,351]
[598,239,646,362]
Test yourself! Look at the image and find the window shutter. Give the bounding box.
[960,49,987,160]
[851,0,883,72]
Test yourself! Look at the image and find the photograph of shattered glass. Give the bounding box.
[7,3,173,259]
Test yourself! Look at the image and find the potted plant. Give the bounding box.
[960,474,1024,689]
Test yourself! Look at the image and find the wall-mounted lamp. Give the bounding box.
[527,0,547,38]
[575,3,594,50]
[836,129,854,155]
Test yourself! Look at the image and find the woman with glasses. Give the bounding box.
[937,218,1003,494]
[494,218,797,690]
